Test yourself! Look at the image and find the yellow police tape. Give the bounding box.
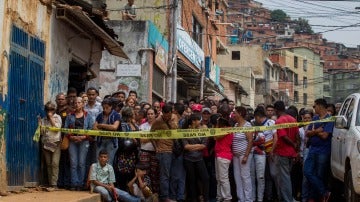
[33,117,335,142]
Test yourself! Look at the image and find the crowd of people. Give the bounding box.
[38,86,338,202]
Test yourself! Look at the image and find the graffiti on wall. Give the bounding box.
[117,77,141,95]
[100,72,146,101]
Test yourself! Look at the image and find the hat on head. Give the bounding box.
[191,104,203,112]
[202,107,211,114]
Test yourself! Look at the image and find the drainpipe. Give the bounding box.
[200,61,205,100]
[171,0,178,103]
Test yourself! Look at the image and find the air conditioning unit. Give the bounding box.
[56,7,91,39]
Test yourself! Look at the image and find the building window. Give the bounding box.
[303,93,307,105]
[192,16,202,48]
[294,73,298,86]
[232,51,240,60]
[294,56,298,68]
[294,91,299,103]
[303,59,307,71]
[303,77,307,88]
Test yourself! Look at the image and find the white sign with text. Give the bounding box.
[116,64,142,77]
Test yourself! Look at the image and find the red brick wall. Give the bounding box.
[180,0,227,63]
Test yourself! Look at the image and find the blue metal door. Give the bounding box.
[6,25,45,186]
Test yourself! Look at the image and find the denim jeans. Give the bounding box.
[157,152,173,200]
[250,154,266,202]
[94,186,140,202]
[233,154,253,202]
[215,157,232,201]
[97,139,118,166]
[303,152,330,197]
[170,155,186,201]
[273,155,293,202]
[69,140,89,187]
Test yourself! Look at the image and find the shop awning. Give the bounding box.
[56,4,129,59]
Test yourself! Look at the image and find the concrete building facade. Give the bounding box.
[270,47,322,109]
[217,44,273,108]
[0,0,128,190]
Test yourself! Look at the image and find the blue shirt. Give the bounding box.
[308,114,334,154]
[96,110,121,147]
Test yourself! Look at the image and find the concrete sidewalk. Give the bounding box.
[0,190,101,202]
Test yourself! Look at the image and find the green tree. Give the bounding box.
[270,9,288,22]
[294,18,314,34]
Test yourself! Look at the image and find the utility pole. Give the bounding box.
[170,0,178,103]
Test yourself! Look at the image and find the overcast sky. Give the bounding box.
[255,0,360,47]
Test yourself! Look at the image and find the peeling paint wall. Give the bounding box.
[0,0,104,189]
[48,14,103,100]
[106,0,168,37]
[100,21,151,102]
[0,0,52,190]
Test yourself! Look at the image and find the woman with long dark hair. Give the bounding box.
[114,107,139,191]
[139,108,159,194]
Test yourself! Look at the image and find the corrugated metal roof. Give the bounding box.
[56,4,129,59]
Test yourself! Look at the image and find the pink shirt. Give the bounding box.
[215,133,234,160]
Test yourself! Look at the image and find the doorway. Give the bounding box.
[68,60,88,95]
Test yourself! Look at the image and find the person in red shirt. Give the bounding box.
[214,117,234,202]
[271,100,299,202]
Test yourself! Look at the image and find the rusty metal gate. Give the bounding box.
[6,25,45,187]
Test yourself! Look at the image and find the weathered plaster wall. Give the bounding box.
[99,21,151,102]
[0,0,52,190]
[217,45,264,107]
[0,0,104,189]
[48,13,103,100]
[106,0,168,37]
[0,0,5,185]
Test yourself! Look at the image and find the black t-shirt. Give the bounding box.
[75,116,84,129]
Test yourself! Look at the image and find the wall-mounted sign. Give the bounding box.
[155,44,167,73]
[116,64,142,77]
[177,24,204,70]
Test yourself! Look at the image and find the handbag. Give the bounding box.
[60,135,70,150]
